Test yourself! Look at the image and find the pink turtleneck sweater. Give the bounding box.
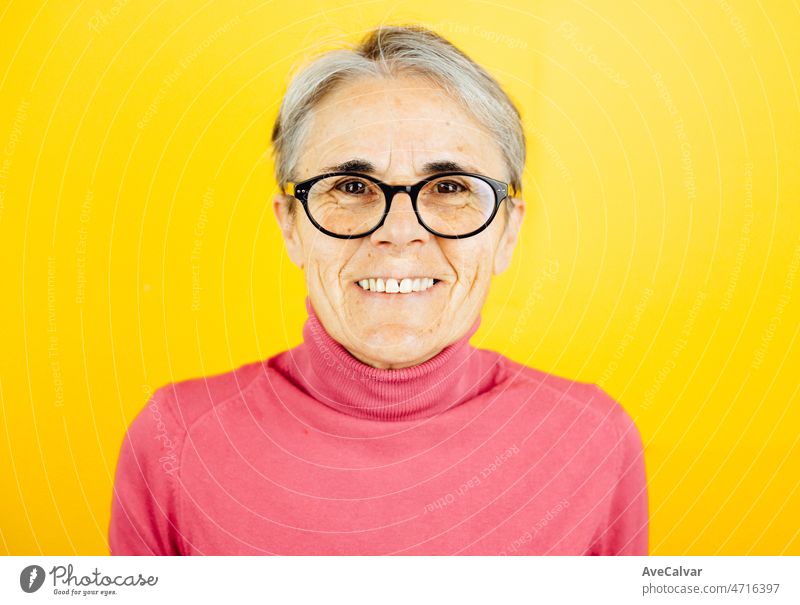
[109,297,648,555]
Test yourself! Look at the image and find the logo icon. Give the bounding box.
[20,565,46,593]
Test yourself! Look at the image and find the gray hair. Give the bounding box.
[270,24,526,207]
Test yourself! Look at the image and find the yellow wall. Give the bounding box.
[1,0,797,555]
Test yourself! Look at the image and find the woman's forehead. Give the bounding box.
[300,142,505,182]
[300,78,505,177]
[313,78,481,132]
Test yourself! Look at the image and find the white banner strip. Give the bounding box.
[1,556,798,604]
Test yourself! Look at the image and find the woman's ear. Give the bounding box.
[272,193,304,270]
[493,197,525,275]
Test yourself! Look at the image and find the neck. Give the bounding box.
[288,296,494,421]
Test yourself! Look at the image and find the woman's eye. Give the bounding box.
[337,180,368,195]
[435,181,464,194]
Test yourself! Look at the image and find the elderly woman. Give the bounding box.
[109,25,648,555]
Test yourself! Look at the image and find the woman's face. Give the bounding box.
[273,74,525,369]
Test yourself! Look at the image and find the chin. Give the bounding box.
[357,345,431,369]
[350,324,431,363]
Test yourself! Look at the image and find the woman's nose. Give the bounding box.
[369,191,430,246]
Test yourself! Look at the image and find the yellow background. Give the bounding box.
[1,0,798,555]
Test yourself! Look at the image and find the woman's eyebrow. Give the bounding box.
[319,158,479,175]
[421,160,481,173]
[320,158,376,173]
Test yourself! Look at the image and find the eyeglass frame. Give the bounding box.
[284,171,518,240]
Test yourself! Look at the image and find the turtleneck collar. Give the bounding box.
[287,296,492,421]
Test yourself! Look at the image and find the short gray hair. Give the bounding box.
[270,24,526,200]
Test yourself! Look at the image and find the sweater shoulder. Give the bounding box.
[495,354,639,439]
[148,359,270,434]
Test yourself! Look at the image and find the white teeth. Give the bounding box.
[355,277,439,293]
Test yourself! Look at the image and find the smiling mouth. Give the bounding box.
[354,277,442,294]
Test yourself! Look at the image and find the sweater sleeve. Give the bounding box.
[588,391,649,555]
[108,387,186,555]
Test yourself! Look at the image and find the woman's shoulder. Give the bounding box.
[133,359,271,436]
[493,353,639,438]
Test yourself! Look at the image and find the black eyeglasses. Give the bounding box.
[285,171,517,239]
